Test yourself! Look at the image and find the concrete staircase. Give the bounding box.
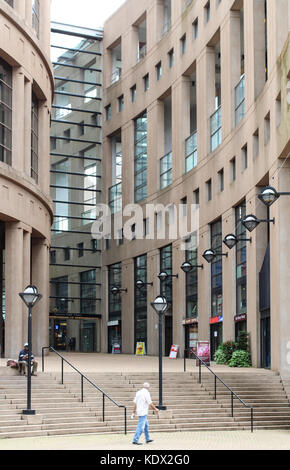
[1,367,290,438]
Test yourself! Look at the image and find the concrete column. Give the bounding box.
[269,161,290,376]
[38,102,50,194]
[196,47,216,161]
[147,0,164,47]
[25,0,33,28]
[5,223,24,358]
[198,227,211,344]
[129,26,139,68]
[14,0,26,18]
[172,240,186,352]
[39,0,51,56]
[222,209,235,341]
[121,121,134,208]
[121,259,134,354]
[147,249,159,356]
[172,76,191,179]
[246,187,268,367]
[22,228,32,344]
[24,78,32,178]
[221,11,241,135]
[12,68,25,173]
[31,238,50,355]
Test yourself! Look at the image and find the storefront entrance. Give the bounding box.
[260,313,270,368]
[49,317,100,352]
[210,322,223,360]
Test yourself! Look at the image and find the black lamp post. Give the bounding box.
[258,186,290,207]
[158,271,178,282]
[110,285,127,295]
[202,249,228,264]
[151,295,168,411]
[180,261,204,273]
[241,214,275,232]
[223,234,252,250]
[19,285,42,415]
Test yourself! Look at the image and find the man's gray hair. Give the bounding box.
[143,382,150,389]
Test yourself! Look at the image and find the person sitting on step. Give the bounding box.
[18,343,38,376]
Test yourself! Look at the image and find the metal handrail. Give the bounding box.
[184,348,254,432]
[42,347,127,434]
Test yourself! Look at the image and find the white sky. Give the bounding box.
[51,0,127,29]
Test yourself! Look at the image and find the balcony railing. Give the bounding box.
[185,130,197,173]
[235,74,245,126]
[210,106,222,152]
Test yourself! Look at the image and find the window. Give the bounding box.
[50,250,56,265]
[168,49,174,68]
[235,202,247,320]
[91,239,98,252]
[242,144,248,170]
[210,106,222,152]
[204,1,210,23]
[235,74,245,126]
[143,73,149,91]
[31,92,39,182]
[156,62,162,81]
[63,247,70,261]
[77,242,84,257]
[211,219,223,317]
[78,121,85,136]
[160,245,173,307]
[206,179,212,201]
[180,34,186,55]
[134,112,148,202]
[0,58,12,166]
[218,169,224,192]
[160,152,172,189]
[253,129,259,159]
[194,188,199,205]
[131,85,137,103]
[185,131,197,172]
[52,277,68,314]
[52,160,69,233]
[82,159,97,224]
[185,233,198,318]
[32,0,40,38]
[230,157,236,182]
[134,255,147,348]
[118,95,124,112]
[264,112,270,145]
[105,104,111,121]
[193,18,198,39]
[80,270,96,315]
[109,182,122,214]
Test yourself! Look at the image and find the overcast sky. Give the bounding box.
[51,0,127,29]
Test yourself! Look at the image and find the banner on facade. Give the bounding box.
[196,341,210,366]
[169,344,179,359]
[135,342,146,356]
[112,343,121,354]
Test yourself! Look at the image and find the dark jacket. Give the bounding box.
[18,349,34,363]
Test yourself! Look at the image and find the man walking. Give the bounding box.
[132,382,159,445]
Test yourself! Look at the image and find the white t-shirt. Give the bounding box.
[133,388,152,416]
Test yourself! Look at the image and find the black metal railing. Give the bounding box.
[184,348,254,432]
[42,347,127,434]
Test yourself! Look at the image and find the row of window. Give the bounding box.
[0,58,39,182]
[50,239,99,265]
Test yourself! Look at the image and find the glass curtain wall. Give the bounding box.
[134,255,147,351]
[49,23,103,352]
[108,263,122,352]
[235,201,247,337]
[210,219,223,358]
[134,111,147,202]
[160,244,173,355]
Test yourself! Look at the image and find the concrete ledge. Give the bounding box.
[0,367,20,376]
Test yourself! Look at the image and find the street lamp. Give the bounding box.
[180,261,204,273]
[158,271,179,282]
[19,285,42,415]
[202,249,228,264]
[223,234,252,250]
[110,285,127,295]
[150,295,168,411]
[241,214,275,232]
[258,186,290,207]
[136,279,153,289]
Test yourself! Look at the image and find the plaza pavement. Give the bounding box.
[0,352,290,450]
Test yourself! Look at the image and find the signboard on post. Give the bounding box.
[169,344,179,359]
[112,343,121,354]
[196,341,210,366]
[135,342,146,356]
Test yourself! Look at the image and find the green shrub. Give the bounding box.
[236,331,250,351]
[220,340,238,362]
[214,348,228,364]
[228,350,252,368]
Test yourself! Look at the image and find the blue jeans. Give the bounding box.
[133,415,150,443]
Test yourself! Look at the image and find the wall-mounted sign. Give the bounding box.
[182,318,198,325]
[108,320,119,327]
[234,313,247,323]
[209,316,223,324]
